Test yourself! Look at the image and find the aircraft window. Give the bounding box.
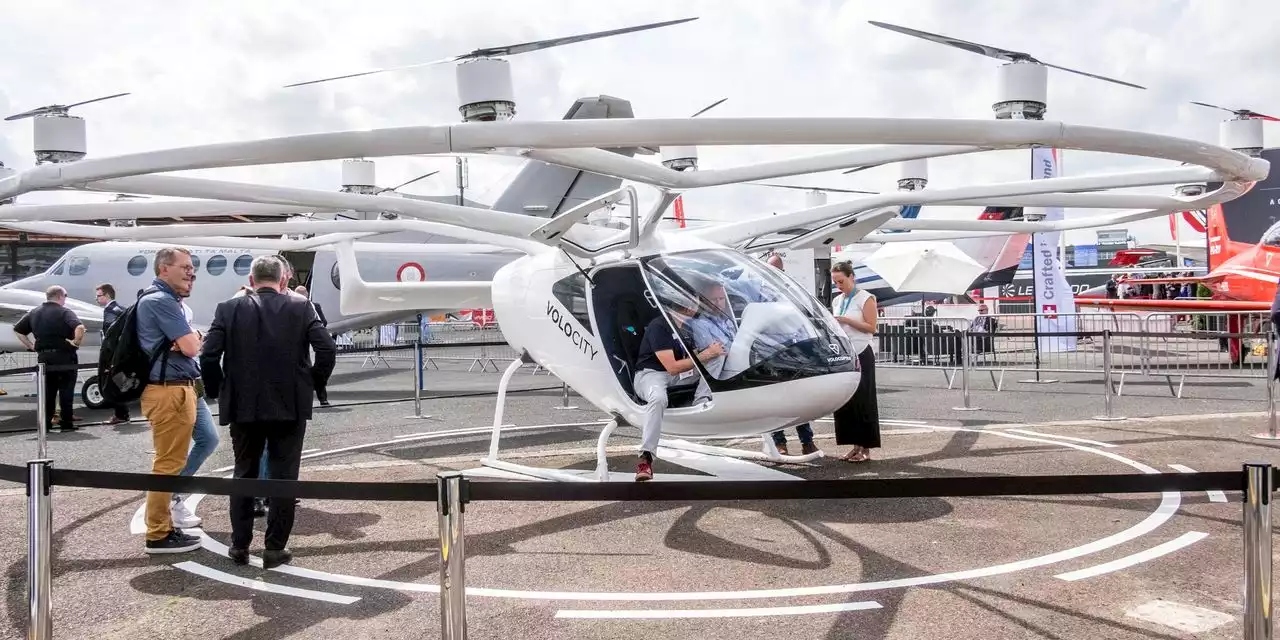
[1262,221,1280,248]
[206,254,227,276]
[127,255,148,276]
[551,272,593,335]
[642,249,853,389]
[51,258,65,276]
[67,256,90,276]
[233,254,253,276]
[330,262,341,290]
[190,254,201,271]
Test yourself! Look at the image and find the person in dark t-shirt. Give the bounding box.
[14,285,85,432]
[631,311,723,481]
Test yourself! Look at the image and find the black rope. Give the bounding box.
[0,463,1245,503]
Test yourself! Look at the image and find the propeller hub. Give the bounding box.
[456,58,516,123]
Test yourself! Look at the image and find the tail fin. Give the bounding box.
[1206,204,1246,270]
[489,95,634,218]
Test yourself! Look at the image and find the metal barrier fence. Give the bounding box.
[0,460,1267,639]
[875,311,1276,398]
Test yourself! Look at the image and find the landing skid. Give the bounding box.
[477,359,819,482]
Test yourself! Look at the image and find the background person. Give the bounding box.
[169,298,219,528]
[763,253,818,455]
[830,261,881,463]
[200,255,336,567]
[95,283,131,424]
[14,285,85,432]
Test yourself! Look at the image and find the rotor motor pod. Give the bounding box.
[33,114,87,164]
[897,158,929,191]
[1221,117,1264,157]
[661,145,698,172]
[456,58,517,123]
[992,62,1048,121]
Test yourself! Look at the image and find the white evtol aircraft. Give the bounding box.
[0,18,1267,480]
[0,113,1264,479]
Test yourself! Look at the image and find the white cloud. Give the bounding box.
[1,0,1277,247]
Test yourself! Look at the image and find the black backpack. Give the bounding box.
[97,288,173,404]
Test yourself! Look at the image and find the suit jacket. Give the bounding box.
[313,302,328,327]
[200,287,337,425]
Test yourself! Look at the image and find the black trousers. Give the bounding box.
[41,364,76,429]
[834,346,881,449]
[229,420,306,550]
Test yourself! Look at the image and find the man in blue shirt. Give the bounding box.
[134,247,204,555]
[631,308,722,481]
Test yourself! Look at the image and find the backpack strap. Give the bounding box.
[137,286,175,384]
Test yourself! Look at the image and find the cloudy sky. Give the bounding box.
[1,0,1277,247]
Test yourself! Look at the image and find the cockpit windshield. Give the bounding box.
[641,249,855,391]
[1262,220,1280,248]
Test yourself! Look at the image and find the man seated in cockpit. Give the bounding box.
[632,312,724,482]
[685,280,739,398]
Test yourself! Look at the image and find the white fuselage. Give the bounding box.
[492,232,859,439]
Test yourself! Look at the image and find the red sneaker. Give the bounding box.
[635,459,653,482]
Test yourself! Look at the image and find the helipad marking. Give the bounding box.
[555,601,883,619]
[1168,465,1228,502]
[170,427,1190,602]
[173,561,361,604]
[1054,532,1209,582]
[131,422,585,534]
[1005,429,1117,448]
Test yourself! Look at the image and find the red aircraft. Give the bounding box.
[1076,200,1275,313]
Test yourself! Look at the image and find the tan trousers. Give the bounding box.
[140,384,196,541]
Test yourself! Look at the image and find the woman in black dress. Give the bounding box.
[829,261,880,462]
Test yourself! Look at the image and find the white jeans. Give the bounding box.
[633,368,711,456]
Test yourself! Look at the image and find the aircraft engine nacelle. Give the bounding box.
[456,58,517,122]
[34,114,87,164]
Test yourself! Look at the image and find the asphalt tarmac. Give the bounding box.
[0,358,1276,639]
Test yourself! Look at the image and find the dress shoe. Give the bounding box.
[262,549,292,569]
[228,547,250,565]
[801,443,821,455]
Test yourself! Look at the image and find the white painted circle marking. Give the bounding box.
[141,426,1198,603]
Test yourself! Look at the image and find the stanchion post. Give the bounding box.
[408,316,431,420]
[952,330,980,411]
[438,471,468,640]
[27,459,52,639]
[552,381,578,411]
[35,363,47,459]
[1092,330,1125,421]
[1243,462,1272,640]
[1253,330,1279,440]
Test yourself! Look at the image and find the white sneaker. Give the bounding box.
[170,497,201,528]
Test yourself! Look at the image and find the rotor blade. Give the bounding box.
[690,98,727,118]
[5,92,131,121]
[750,182,878,195]
[870,21,1145,90]
[464,17,698,58]
[283,17,697,88]
[841,163,884,175]
[867,20,1029,62]
[1190,101,1238,114]
[1191,101,1280,121]
[384,170,440,193]
[65,92,131,109]
[1039,61,1146,90]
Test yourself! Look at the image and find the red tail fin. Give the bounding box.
[1206,203,1242,270]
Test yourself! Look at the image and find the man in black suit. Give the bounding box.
[199,255,336,568]
[294,285,332,406]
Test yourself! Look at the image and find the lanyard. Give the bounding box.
[839,292,855,317]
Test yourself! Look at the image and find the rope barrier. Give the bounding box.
[0,462,1245,502]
